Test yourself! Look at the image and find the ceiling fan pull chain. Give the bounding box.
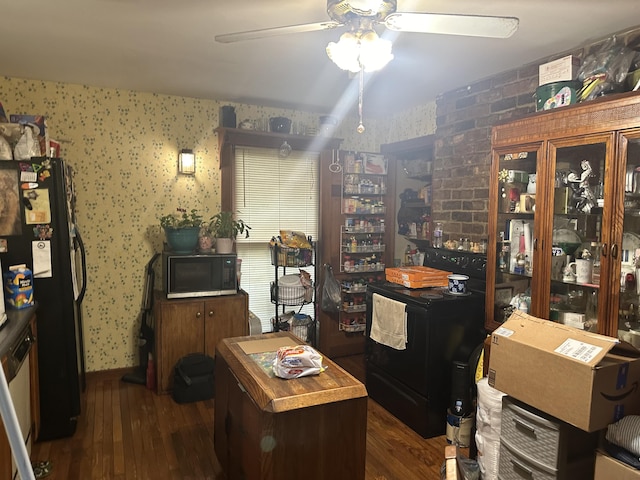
[357,69,365,134]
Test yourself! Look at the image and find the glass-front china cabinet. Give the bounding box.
[486,92,640,345]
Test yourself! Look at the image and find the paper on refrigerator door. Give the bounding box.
[23,188,51,224]
[32,240,52,278]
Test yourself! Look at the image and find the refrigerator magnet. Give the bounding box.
[33,224,53,240]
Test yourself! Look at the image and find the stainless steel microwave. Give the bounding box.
[162,251,237,299]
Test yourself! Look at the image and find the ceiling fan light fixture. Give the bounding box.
[359,30,393,72]
[327,32,362,73]
[326,29,393,73]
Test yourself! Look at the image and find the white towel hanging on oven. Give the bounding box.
[371,293,407,350]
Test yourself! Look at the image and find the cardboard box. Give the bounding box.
[539,55,581,86]
[385,266,450,283]
[488,310,640,432]
[594,450,640,479]
[559,311,586,329]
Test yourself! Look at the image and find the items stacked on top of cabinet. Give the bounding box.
[486,92,640,340]
[270,232,316,346]
[339,152,388,333]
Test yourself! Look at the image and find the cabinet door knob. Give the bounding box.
[601,243,608,257]
[611,243,618,259]
[196,311,202,318]
[209,310,214,317]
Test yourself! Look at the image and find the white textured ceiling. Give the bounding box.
[1,1,640,118]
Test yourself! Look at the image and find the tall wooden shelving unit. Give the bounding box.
[318,150,396,358]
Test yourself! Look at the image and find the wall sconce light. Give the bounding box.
[178,149,195,175]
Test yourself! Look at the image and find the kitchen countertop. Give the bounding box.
[0,306,37,359]
[216,332,367,412]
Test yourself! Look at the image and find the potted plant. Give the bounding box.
[209,211,251,253]
[159,208,204,253]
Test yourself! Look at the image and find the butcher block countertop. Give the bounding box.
[216,331,368,413]
[215,331,368,480]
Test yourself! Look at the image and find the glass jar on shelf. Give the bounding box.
[433,222,443,248]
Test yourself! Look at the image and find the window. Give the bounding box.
[234,146,319,333]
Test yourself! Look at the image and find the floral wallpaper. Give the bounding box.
[0,75,435,371]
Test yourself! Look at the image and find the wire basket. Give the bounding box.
[271,282,314,305]
[291,314,314,344]
[270,245,313,267]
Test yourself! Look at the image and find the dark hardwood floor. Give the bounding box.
[30,354,451,479]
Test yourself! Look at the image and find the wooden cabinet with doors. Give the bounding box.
[486,92,640,342]
[154,290,248,394]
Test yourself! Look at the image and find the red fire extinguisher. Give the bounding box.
[146,352,156,390]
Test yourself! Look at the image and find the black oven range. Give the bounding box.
[364,247,486,438]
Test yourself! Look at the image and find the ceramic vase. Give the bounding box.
[216,238,233,254]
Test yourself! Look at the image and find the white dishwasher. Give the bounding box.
[6,322,34,479]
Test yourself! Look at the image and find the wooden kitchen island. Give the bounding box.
[214,332,368,480]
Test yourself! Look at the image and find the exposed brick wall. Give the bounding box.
[432,26,640,244]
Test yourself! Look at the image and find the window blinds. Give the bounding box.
[234,146,319,333]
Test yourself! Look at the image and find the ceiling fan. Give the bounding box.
[215,1,518,133]
[215,0,519,45]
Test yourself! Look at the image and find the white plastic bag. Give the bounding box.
[273,345,325,379]
[13,124,40,160]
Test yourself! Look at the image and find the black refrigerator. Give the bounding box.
[0,157,86,441]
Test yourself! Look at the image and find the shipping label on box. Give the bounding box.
[489,310,640,432]
[539,55,581,86]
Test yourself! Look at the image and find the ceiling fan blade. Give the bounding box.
[215,21,343,43]
[384,12,519,38]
